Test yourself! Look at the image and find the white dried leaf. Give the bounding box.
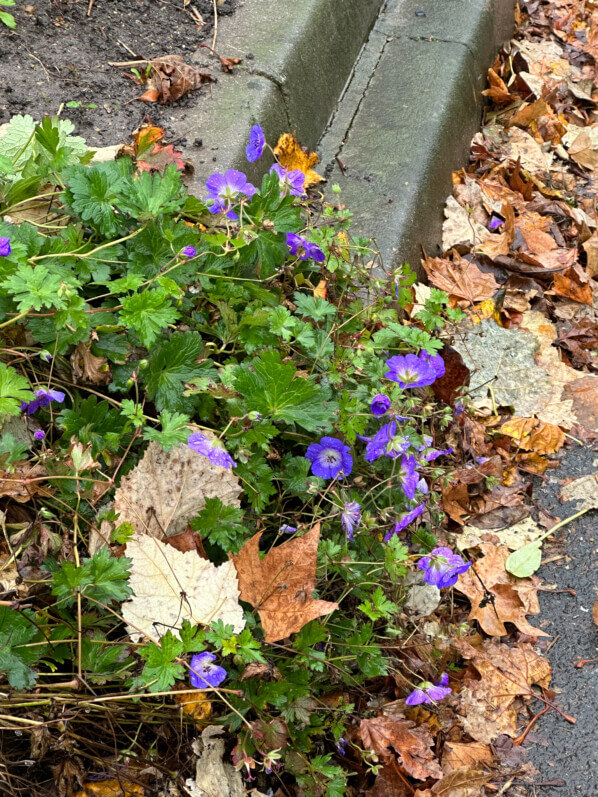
[122,533,245,642]
[456,517,545,552]
[442,195,490,251]
[560,474,598,511]
[114,441,242,539]
[184,726,244,797]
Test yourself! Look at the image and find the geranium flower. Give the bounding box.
[370,394,391,417]
[384,503,425,541]
[187,432,236,469]
[205,169,257,220]
[0,237,11,257]
[34,429,45,441]
[398,455,418,500]
[421,350,445,380]
[181,245,196,258]
[246,123,265,162]
[286,233,325,262]
[189,651,227,689]
[406,673,452,706]
[305,436,352,479]
[418,546,471,588]
[280,524,297,533]
[385,354,437,388]
[21,388,65,415]
[363,421,409,462]
[341,501,361,540]
[270,163,305,197]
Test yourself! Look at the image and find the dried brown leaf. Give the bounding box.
[232,524,337,643]
[359,714,443,780]
[70,342,111,385]
[423,256,499,305]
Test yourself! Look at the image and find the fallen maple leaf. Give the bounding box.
[359,714,443,780]
[130,55,214,103]
[552,269,593,305]
[123,532,245,642]
[273,133,324,188]
[232,524,337,642]
[114,441,242,540]
[442,196,490,251]
[563,376,598,433]
[498,416,565,455]
[173,685,212,726]
[441,741,492,774]
[431,344,470,407]
[415,767,491,796]
[454,542,547,637]
[423,256,499,305]
[73,782,143,797]
[119,124,185,172]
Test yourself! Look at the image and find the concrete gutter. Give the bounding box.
[183,0,384,194]
[181,0,514,276]
[319,0,515,276]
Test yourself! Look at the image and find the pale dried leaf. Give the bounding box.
[442,196,490,251]
[184,726,244,797]
[114,442,242,539]
[123,533,245,642]
[560,473,598,511]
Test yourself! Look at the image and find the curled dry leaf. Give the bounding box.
[122,532,245,642]
[73,781,144,797]
[273,133,324,187]
[70,342,111,386]
[455,637,551,744]
[233,524,337,643]
[0,462,52,503]
[114,441,242,540]
[136,54,215,104]
[359,714,443,781]
[173,685,212,726]
[423,256,500,305]
[454,542,547,637]
[498,416,565,455]
[185,726,244,797]
[415,767,491,797]
[119,124,185,172]
[442,196,490,251]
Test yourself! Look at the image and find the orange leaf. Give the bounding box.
[359,714,443,780]
[232,524,337,642]
[499,416,565,454]
[482,68,516,104]
[423,256,499,305]
[552,270,593,305]
[273,132,324,188]
[74,781,144,797]
[313,280,328,299]
[173,686,212,726]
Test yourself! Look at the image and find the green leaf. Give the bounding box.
[59,396,130,455]
[279,455,312,496]
[121,166,186,220]
[236,455,277,513]
[4,264,72,312]
[358,587,398,621]
[80,635,133,684]
[190,497,247,554]
[234,350,335,432]
[293,292,337,322]
[119,288,180,348]
[0,10,16,28]
[63,162,129,236]
[139,631,185,692]
[505,541,542,578]
[142,331,211,413]
[0,607,45,689]
[178,621,206,654]
[143,410,190,451]
[0,363,33,417]
[51,548,132,608]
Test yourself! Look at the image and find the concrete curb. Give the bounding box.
[183,0,383,195]
[319,0,515,276]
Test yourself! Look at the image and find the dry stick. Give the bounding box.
[211,0,218,50]
[87,0,95,16]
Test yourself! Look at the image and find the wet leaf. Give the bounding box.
[359,714,443,780]
[441,742,492,774]
[431,344,470,406]
[119,124,185,172]
[423,256,499,305]
[232,524,337,642]
[498,416,565,454]
[416,767,491,796]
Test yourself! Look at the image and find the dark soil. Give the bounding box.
[0,0,237,147]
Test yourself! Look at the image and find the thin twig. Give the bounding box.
[211,0,218,50]
[87,0,95,16]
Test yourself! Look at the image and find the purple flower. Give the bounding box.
[398,455,418,500]
[34,429,45,441]
[488,210,505,231]
[336,737,348,756]
[370,394,391,417]
[423,446,453,462]
[421,351,446,380]
[182,246,197,258]
[286,233,325,263]
[0,237,11,257]
[246,123,265,163]
[305,437,352,480]
[416,477,429,495]
[270,163,305,197]
[205,169,257,220]
[21,388,66,415]
[341,501,361,540]
[418,546,471,588]
[385,354,437,389]
[406,673,452,706]
[384,503,425,541]
[187,432,236,469]
[363,421,409,463]
[280,524,297,533]
[189,651,227,689]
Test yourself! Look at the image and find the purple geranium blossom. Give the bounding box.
[189,651,227,689]
[370,394,391,417]
[270,163,306,197]
[34,429,45,441]
[286,233,325,263]
[306,436,352,479]
[418,546,471,588]
[205,169,257,220]
[384,503,425,541]
[21,388,66,415]
[406,673,452,706]
[187,432,236,469]
[398,455,418,500]
[0,237,11,257]
[246,123,265,163]
[385,354,437,389]
[182,245,196,258]
[421,350,446,380]
[423,445,454,462]
[416,477,429,495]
[363,421,409,463]
[280,524,297,533]
[341,501,361,540]
[488,210,505,230]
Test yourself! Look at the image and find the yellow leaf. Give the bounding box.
[499,417,565,454]
[74,781,144,797]
[313,280,327,299]
[174,688,212,726]
[273,133,324,187]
